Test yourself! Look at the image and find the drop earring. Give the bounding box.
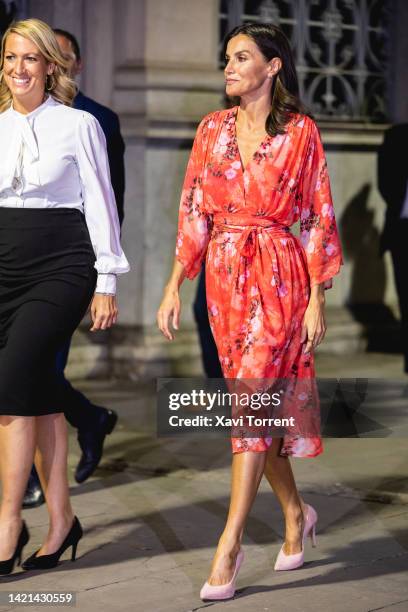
[45,73,56,91]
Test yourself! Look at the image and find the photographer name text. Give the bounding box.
[168,415,295,427]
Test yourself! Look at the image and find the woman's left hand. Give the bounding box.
[301,285,326,354]
[90,294,118,331]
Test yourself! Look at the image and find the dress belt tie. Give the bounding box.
[212,213,290,259]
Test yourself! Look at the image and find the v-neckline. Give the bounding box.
[232,106,270,175]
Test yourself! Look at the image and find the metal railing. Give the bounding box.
[219,0,390,122]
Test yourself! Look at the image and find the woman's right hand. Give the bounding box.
[157,284,181,341]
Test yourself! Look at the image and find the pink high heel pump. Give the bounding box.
[274,504,317,571]
[200,549,244,601]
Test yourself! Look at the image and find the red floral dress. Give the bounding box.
[175,107,343,457]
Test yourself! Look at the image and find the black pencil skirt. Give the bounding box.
[0,207,97,416]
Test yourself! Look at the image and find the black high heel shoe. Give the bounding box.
[22,516,83,571]
[0,521,30,576]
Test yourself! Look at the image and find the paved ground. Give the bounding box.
[0,352,407,612]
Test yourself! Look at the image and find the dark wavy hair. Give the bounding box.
[224,23,310,135]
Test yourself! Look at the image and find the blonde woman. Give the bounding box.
[0,19,129,575]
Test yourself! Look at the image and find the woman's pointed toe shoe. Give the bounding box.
[22,516,82,571]
[200,549,244,601]
[0,521,30,576]
[274,504,317,571]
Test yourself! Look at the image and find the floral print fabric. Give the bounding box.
[176,107,343,457]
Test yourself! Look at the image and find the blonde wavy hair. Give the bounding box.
[0,18,77,113]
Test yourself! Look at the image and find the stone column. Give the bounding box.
[108,0,223,376]
[27,0,84,40]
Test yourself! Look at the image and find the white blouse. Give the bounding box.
[0,96,129,294]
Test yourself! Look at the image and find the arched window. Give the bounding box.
[219,0,390,122]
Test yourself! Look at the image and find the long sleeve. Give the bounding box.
[299,119,343,289]
[175,116,212,279]
[75,112,130,294]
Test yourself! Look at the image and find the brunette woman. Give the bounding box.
[158,23,342,600]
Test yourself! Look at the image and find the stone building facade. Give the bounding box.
[4,0,408,378]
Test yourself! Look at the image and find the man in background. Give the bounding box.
[193,266,223,379]
[378,123,408,380]
[55,28,125,224]
[24,29,126,506]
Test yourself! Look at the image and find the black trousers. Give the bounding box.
[193,264,223,379]
[390,222,408,373]
[55,340,105,430]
